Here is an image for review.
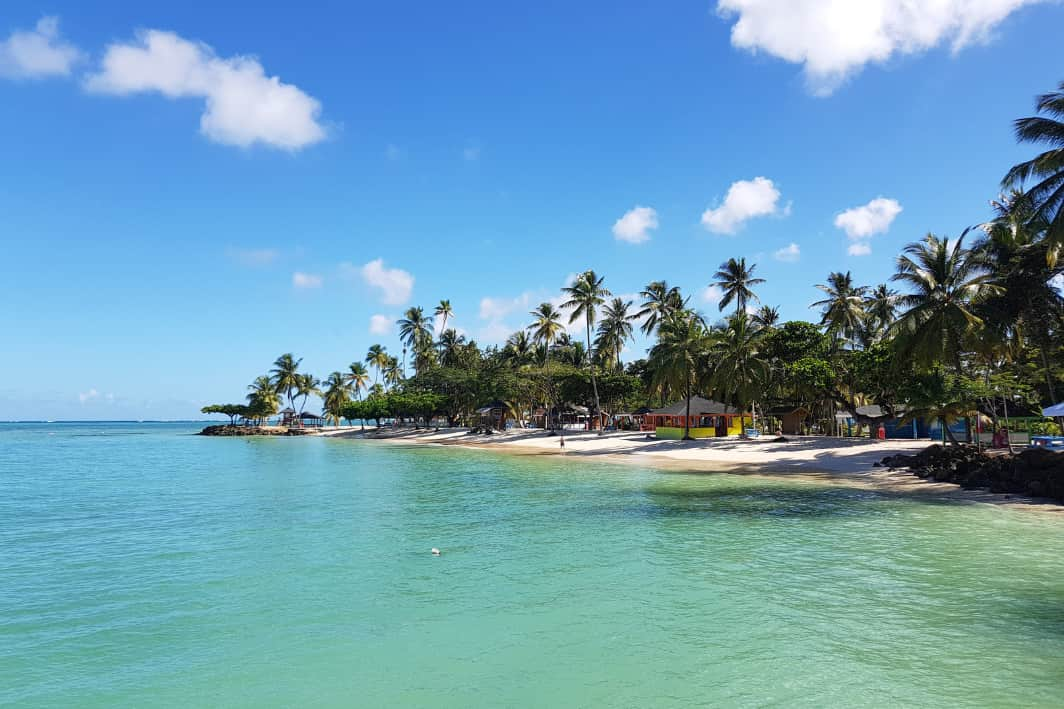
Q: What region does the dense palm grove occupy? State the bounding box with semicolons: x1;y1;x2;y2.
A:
206;82;1064;442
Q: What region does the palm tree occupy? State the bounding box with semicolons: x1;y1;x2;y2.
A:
247;375;281;422
561;270;611;431
438;329;466;367
812;272;869;349
294;373;321;414
864;284;898;342
709;312;769;437
892;233;1001;440
636;281;685;336
503;330;534;366
270;353;302;409
595;297;635;369
345;362;370;400
974;192;1062;400
366;345;389;385
434;300;454;353
1003;81;1064;265
647;311;713;440
752;305;780;329
528;302;565;431
891;233;1001;370
322;371;350;425
397;307;434;375
713;257;765;316
383;356;402;389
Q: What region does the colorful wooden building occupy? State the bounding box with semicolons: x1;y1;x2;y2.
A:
642;396;745;439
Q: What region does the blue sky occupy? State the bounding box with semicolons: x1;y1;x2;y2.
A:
1;1;1061;420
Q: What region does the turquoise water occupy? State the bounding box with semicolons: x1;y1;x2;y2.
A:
3;423;1064;707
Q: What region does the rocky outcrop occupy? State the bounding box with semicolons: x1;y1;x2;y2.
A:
879;444;1064;502
198;425;312;436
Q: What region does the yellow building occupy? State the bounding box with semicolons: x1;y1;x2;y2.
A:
642;396;747;438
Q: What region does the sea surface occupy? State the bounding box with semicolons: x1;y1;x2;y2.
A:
3;422;1064;707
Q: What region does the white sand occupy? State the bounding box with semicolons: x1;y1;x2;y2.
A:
321;426;928;472
317;426;1062;511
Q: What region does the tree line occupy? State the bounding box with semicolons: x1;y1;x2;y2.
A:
204;81;1064;443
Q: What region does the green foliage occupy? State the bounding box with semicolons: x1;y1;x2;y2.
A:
1030;420;1063;436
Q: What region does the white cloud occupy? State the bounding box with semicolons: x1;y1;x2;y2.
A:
1050;274;1064;292
78;388;99;404
292;271;322;288
835;198;903;239
773;242;801;262
701;177;783;234
360;258;414;305
0;17;81;80
835;197;902;255
480;292;533;321
716;0;1041;95
477;321;513;344
369;314;393;336
701;285;723;304
85;30;325;150
612;206;659;244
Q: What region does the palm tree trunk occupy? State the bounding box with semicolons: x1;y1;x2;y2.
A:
545;348;555;432
683;366;693;441
586;317;602;434
1039;337;1058;402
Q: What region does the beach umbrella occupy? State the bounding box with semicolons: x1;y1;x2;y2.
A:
1042;403;1064;417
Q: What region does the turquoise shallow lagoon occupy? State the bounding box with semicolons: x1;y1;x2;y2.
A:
3;422;1064;706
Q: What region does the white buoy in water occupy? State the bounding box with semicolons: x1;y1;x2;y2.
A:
431;548;441;556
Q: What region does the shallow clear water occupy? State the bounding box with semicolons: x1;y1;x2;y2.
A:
2;422;1063;707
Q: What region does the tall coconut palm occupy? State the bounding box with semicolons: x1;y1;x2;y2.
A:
713;257;765;316
383;356;403;389
503;330;534;366
647;311;713;440
863;284;898;343
561;270;611;431
366;345;389;385
752;305;780;329
974;192;1062;400
322;371;350;425
528;302;565;430
891;233;1001;371
397;307;434;375
270;353;302;409
812;272;869;349
596;297;635;369
438;329;466;367
247;375;282;422
345;362;370;400
636;281;685;336
294;373;321;414
1003;81;1064;265
710;312;769;437
434;300;454;353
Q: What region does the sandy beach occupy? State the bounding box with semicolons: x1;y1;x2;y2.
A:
317;426;1063;510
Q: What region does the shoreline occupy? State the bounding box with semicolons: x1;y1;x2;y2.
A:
319;426;1064;512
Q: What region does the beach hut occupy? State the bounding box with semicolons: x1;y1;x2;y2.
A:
765;406;811;435
641;396;744;439
279;407;298;427
475;400;510;430
299;411;325;428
